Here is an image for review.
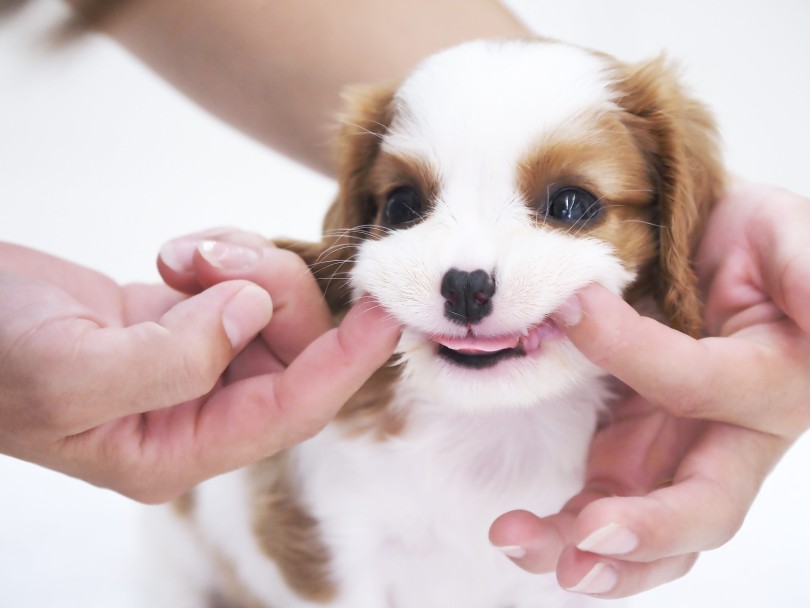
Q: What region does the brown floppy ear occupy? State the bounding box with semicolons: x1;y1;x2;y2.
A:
617;56;725;337
275;82;398;315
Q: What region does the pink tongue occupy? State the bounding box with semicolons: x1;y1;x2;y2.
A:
432;322;557;356
433;333;520;354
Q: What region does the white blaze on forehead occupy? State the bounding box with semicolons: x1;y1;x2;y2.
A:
382;39;618;184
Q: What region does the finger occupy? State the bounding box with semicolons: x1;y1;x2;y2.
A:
191;240;334;365
488;483;621;574
551;283;789;428
489;509;570;573
56;280;272;432
552;283;702;394
157;227;263;294
556;544;698;598
187;297;401;471
163;233;333;365
570;424;786;564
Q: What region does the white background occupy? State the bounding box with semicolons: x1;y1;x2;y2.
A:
1;1;809;606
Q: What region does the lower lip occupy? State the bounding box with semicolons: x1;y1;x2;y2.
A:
428;320;562;369
436;344;523;369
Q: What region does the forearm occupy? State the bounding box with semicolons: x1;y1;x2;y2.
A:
65;0;530;175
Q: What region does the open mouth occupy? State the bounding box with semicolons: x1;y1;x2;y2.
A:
430;321;559;369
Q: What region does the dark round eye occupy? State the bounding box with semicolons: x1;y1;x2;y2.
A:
548;188;601;223
383;186;423;228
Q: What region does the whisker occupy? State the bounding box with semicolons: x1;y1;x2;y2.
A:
341;120;387;141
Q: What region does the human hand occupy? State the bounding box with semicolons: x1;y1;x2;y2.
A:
490;182;810;596
0;232;400;503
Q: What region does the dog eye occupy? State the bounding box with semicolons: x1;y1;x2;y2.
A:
548;188;600;223
383;186;423;228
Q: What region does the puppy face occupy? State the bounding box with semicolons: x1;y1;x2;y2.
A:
297;40;723;411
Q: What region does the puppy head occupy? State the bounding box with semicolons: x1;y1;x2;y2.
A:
308;39;723;410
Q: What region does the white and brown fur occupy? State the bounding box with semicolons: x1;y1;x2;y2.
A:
150;39;723;608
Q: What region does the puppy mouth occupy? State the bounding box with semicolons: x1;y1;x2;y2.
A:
430;321;560;369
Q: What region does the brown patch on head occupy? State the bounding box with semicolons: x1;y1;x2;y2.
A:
364;152;441;227
518;111;659;278
299;83;400;312
519;53;724;337
274;83;408;438
250;455;337;604
275;82;400;314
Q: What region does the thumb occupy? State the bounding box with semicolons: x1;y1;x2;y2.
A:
185;296;402;471
77;281;273;423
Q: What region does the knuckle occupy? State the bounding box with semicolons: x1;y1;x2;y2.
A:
166;346;224;404
186;353;221;394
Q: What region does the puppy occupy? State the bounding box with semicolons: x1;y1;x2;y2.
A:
158;39;723;608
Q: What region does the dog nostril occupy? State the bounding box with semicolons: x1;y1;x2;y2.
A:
440;268;495;325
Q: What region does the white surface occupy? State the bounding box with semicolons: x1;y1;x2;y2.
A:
1;1;808;606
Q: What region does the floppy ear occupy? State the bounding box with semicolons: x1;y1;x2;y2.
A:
617;56;725;337
275;82;398;315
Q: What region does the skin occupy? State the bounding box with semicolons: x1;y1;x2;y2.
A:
65;0;529;174
0;234;400;503
6;0;808;597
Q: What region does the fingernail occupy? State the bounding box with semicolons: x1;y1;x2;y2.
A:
551;295;582;327
222;284;273;348
577;523;638;556
566;562;618;595
159;239;199;273
494;544;527;559
199;240;261;270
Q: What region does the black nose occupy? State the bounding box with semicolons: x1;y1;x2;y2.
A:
440;268;495;325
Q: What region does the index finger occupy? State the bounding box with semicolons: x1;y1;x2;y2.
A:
553;284;780;428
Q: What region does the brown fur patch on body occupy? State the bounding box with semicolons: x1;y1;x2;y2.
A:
207;551;269;608
171;491;195;519
250;455;338;604
167;492;268;607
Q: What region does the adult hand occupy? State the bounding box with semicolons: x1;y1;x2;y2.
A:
490;182;810;596
0;231;400;503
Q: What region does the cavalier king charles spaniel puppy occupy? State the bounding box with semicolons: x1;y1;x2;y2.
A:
153;38;723;608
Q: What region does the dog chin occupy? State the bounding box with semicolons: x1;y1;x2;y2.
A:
395;328;603;411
